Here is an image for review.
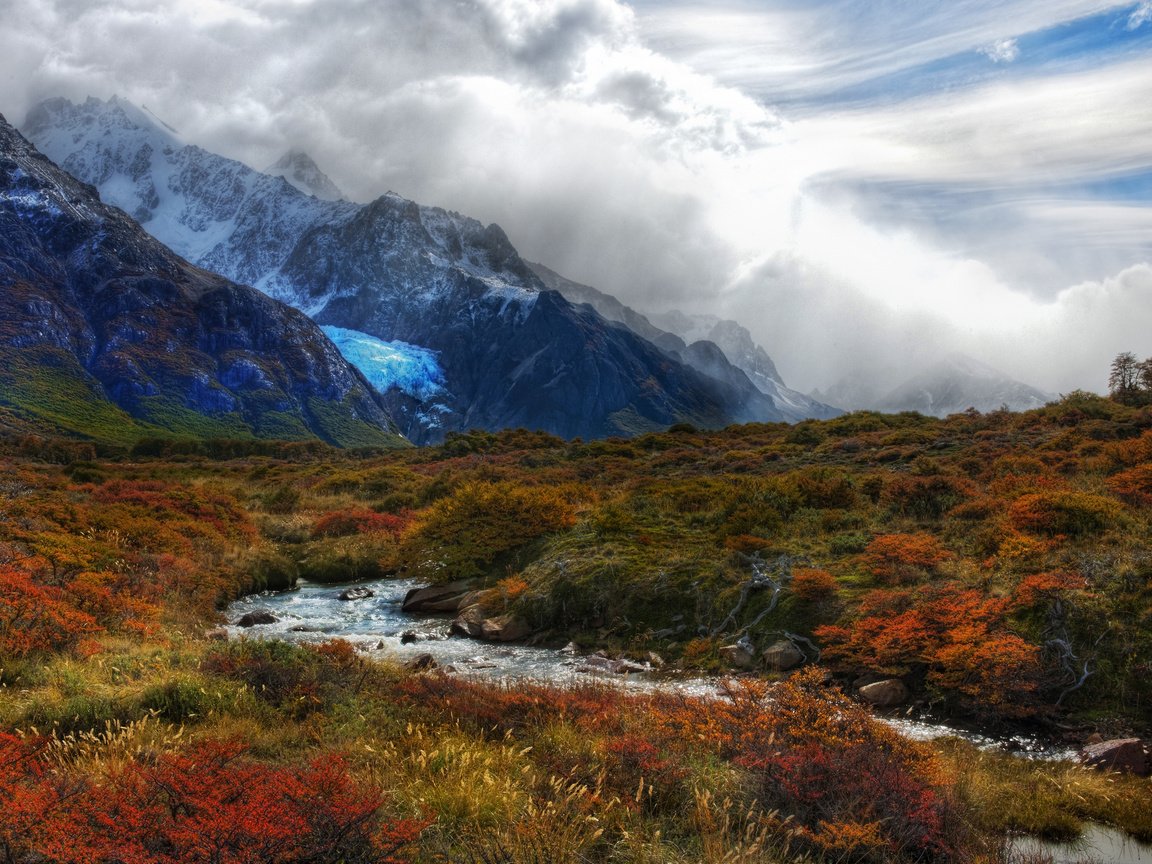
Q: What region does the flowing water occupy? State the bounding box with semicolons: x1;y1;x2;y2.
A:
225;576;1078;758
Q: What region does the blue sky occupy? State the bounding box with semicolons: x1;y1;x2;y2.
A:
2;0;1150;393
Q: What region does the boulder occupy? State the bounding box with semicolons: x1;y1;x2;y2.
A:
1080;738;1149;776
858;678;909;707
612;659;649;674
236;610;278;627
719;643;756;669
402;580;474;613
405;653;438;672
449;605;487;638
400;630;420;644
762;640;805;672
338;586;374;601
480;614;532;642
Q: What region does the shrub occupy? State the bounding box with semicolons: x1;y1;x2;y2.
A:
1009;491;1120;537
397;481;578;581
861;533;952;584
791;568;837;602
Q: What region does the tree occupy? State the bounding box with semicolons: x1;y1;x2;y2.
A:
1109;351;1150;404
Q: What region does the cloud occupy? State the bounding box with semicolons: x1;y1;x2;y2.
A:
0;0;1149;400
1129;1;1152;27
982;38;1020;63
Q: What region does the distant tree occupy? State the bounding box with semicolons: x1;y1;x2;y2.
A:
1109;352;1140;400
1140;357;1152;393
1108;352;1152;405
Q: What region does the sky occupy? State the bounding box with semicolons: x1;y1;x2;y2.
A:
1;0;1151;395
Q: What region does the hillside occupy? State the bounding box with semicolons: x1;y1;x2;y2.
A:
0;113;402;447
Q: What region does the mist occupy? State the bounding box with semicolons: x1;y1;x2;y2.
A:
2;0;1150;398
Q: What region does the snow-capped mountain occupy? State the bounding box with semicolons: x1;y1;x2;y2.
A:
814;354;1054;417
265;149;344;201
529;262;840;422
0;112;400;446
24;96;787;443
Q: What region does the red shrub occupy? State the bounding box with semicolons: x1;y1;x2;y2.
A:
861;533;952;584
312;508;412;539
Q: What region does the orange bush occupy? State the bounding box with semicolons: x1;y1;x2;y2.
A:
792;568;837;602
0;564;100;658
1008;491;1120;537
817;587;1041;715
1107;464;1152;507
861;533;952;584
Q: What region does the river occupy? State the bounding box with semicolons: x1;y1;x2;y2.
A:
226;576;1078;758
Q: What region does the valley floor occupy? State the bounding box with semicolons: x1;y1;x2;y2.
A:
2;394;1151;862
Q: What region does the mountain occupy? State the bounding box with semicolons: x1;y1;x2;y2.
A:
0;112;402;447
24;96;784;443
264;149;345;201
529;262;840;422
814;354;1054;417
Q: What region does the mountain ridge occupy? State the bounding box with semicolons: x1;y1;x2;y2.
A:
0;111;403;447
24;96;790;443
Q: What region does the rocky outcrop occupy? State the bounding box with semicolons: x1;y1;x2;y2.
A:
858;679;909;707
1080;738;1149;776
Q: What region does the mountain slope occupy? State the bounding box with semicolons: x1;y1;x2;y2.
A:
529;261;840;422
0;112;402;447
25;96;782;443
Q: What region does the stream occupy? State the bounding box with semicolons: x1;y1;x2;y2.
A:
226;576;1152;863
226;576;1074;757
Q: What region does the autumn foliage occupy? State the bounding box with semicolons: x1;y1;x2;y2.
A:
0;735;424;864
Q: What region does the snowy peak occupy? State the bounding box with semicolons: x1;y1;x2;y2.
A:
264;149;344;201
817;353;1055;417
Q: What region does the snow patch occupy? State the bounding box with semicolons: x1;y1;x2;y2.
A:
321;326;446;402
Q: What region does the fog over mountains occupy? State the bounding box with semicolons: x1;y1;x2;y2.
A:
25;96;846;443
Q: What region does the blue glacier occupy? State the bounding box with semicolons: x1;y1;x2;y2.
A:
321;326;446;402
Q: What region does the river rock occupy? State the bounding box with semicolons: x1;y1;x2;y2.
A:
405;653;438;672
480;614;532;642
449;605;487;638
559;641;580;656
236;610;277;627
1080;738;1149;776
613;659;648;674
400;630;420;644
647;652;666;668
762;640;805;671
402;580;474;613
575;655;618;674
719;643;756;669
339;586;375;601
858;678;909;707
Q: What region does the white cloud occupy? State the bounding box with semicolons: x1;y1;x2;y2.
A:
1129;1;1152;28
0;0;1148;399
982;38;1020;63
